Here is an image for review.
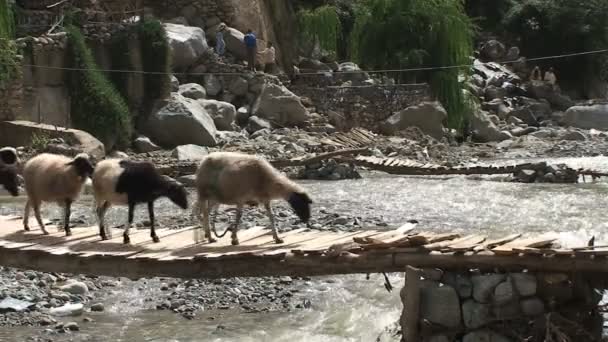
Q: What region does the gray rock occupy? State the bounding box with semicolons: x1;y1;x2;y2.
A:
519;97;552;120
171;144;209;161
236;106;250;124
493;301;521;320
381;101;447;140
252;84;310;127
510;126;537;137
198;99;236;131
511;273;536;297
427;335;450;342
471;110;512;142
507;116;523;125
420;284;461;329
50;303;84;317
471;74;486;88
90;303;104;312
564;104;608;130
228;77;249;96
171;75;179;92
164;23;208;70
530;129;555;139
521;298;545;316
488;114;500;126
144;94;217;147
494;281;514;305
509;108;537;126
298;58;332;72
516;169;536;183
178;83;207;100
442;273;472;298
167;16;189;26
485;85;507;100
0;297;35;312
204;74;223;97
527;83;574;111
472;274;506;303
177;174;197;187
480;40;506;61
134;136;161;153
337;62;370;84
223;27;247;61
560;129;587;141
463;330;512;342
60;281;88;295
64;322;79;331
462;300;492;329
247;116;272;133
505;46;520;61
108;150;128;159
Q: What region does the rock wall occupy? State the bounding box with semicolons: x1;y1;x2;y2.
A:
290;84;430;132
401;267;604;342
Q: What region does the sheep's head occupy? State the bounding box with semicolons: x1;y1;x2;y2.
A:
0;166;19;197
68;153;95;178
163;176;189;209
287;191;313;223
0;147;19;166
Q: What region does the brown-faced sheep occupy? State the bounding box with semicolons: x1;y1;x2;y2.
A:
93;159;189;244
22;153;94;235
192;151;313;245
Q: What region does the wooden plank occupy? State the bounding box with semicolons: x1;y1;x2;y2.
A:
445;235;486;252
492;234;558;255
423;235;480;251
473;233;522;252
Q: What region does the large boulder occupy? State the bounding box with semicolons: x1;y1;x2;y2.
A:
337;62;370;84
471;110;512;143
198;99;236;131
223;27;248;61
143;94;217;147
204;74;223;97
480;40;506;61
563;104;608;130
164;23;208;70
381;102;447;140
0;121;105;159
133;136;161;153
526;83;574;111
252;83;310;127
178;83;206;100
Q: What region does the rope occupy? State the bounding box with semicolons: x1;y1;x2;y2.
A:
6;47;608;77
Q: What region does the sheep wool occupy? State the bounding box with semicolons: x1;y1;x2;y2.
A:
22;153;94;235
193;151;313;245
93;159;188;244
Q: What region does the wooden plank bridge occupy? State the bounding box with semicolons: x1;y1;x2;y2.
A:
1;215;608;279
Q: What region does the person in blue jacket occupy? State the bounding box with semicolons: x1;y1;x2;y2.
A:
244;29;257;71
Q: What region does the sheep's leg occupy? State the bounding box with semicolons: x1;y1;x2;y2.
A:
148;201;159;243
202;200;217;243
123;202;135;244
32;201;48;235
231;204;243;246
97;201;111;240
264;202;283;244
63;199;73;237
191;199;203;244
23;200;31;231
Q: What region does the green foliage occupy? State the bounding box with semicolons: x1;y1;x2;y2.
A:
109;29;133;104
464;0;512;33
503;0;608;86
137;19;171;101
297;5;342;57
351;0;474;128
0;0;18;89
66;25;132;148
30;131;51;152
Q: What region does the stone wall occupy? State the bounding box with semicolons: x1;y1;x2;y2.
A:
290;84;431;132
401;267;604;342
143;0;235;29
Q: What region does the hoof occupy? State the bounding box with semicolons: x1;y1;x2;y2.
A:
274;238;284;244
23;226;30;232
42;231;50;236
231;239;240;246
100;235;108;241
152;236;160;243
123;235;131;245
65;231;72;237
208;238;217;243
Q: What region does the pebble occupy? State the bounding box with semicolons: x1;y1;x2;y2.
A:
64;322;79;331
59;281;89;295
90;303;104;312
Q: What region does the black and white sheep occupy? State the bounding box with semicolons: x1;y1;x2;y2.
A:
92;159;189;244
0;147;20;197
192;151;313;245
22;153;94;235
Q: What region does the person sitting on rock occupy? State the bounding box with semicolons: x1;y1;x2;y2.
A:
244;29;257;72
215;23;227;57
544;67;557;88
260;41;276;74
530;66;542;82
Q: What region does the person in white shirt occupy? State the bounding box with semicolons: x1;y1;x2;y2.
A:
544;67;557;87
260;42;276;74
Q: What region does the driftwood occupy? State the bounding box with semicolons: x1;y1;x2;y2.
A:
270;148;370;168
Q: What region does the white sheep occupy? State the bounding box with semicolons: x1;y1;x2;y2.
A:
22;153;94;235
93;159;189;244
192;151;313;245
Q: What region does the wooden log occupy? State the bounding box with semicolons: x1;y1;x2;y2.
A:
402;266;421;342
271;148;369;168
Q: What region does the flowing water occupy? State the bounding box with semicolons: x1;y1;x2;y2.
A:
2;156;608;341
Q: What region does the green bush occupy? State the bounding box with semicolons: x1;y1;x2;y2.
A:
0;0;18;89
351;0;474;128
138;19;171;101
297;5;342;58
66;25;132;148
109;29;134;105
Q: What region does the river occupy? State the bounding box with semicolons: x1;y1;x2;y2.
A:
1;156;607;341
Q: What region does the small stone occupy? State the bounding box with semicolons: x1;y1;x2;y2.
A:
64;322;79;331
521;298;545;316
83;317;94;323
279;276;292;284
472;274;506;303
39;316;55;326
160;283;169;291
50;303;84;317
462;299;492;329
59;281;88;295
90;303;104;312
